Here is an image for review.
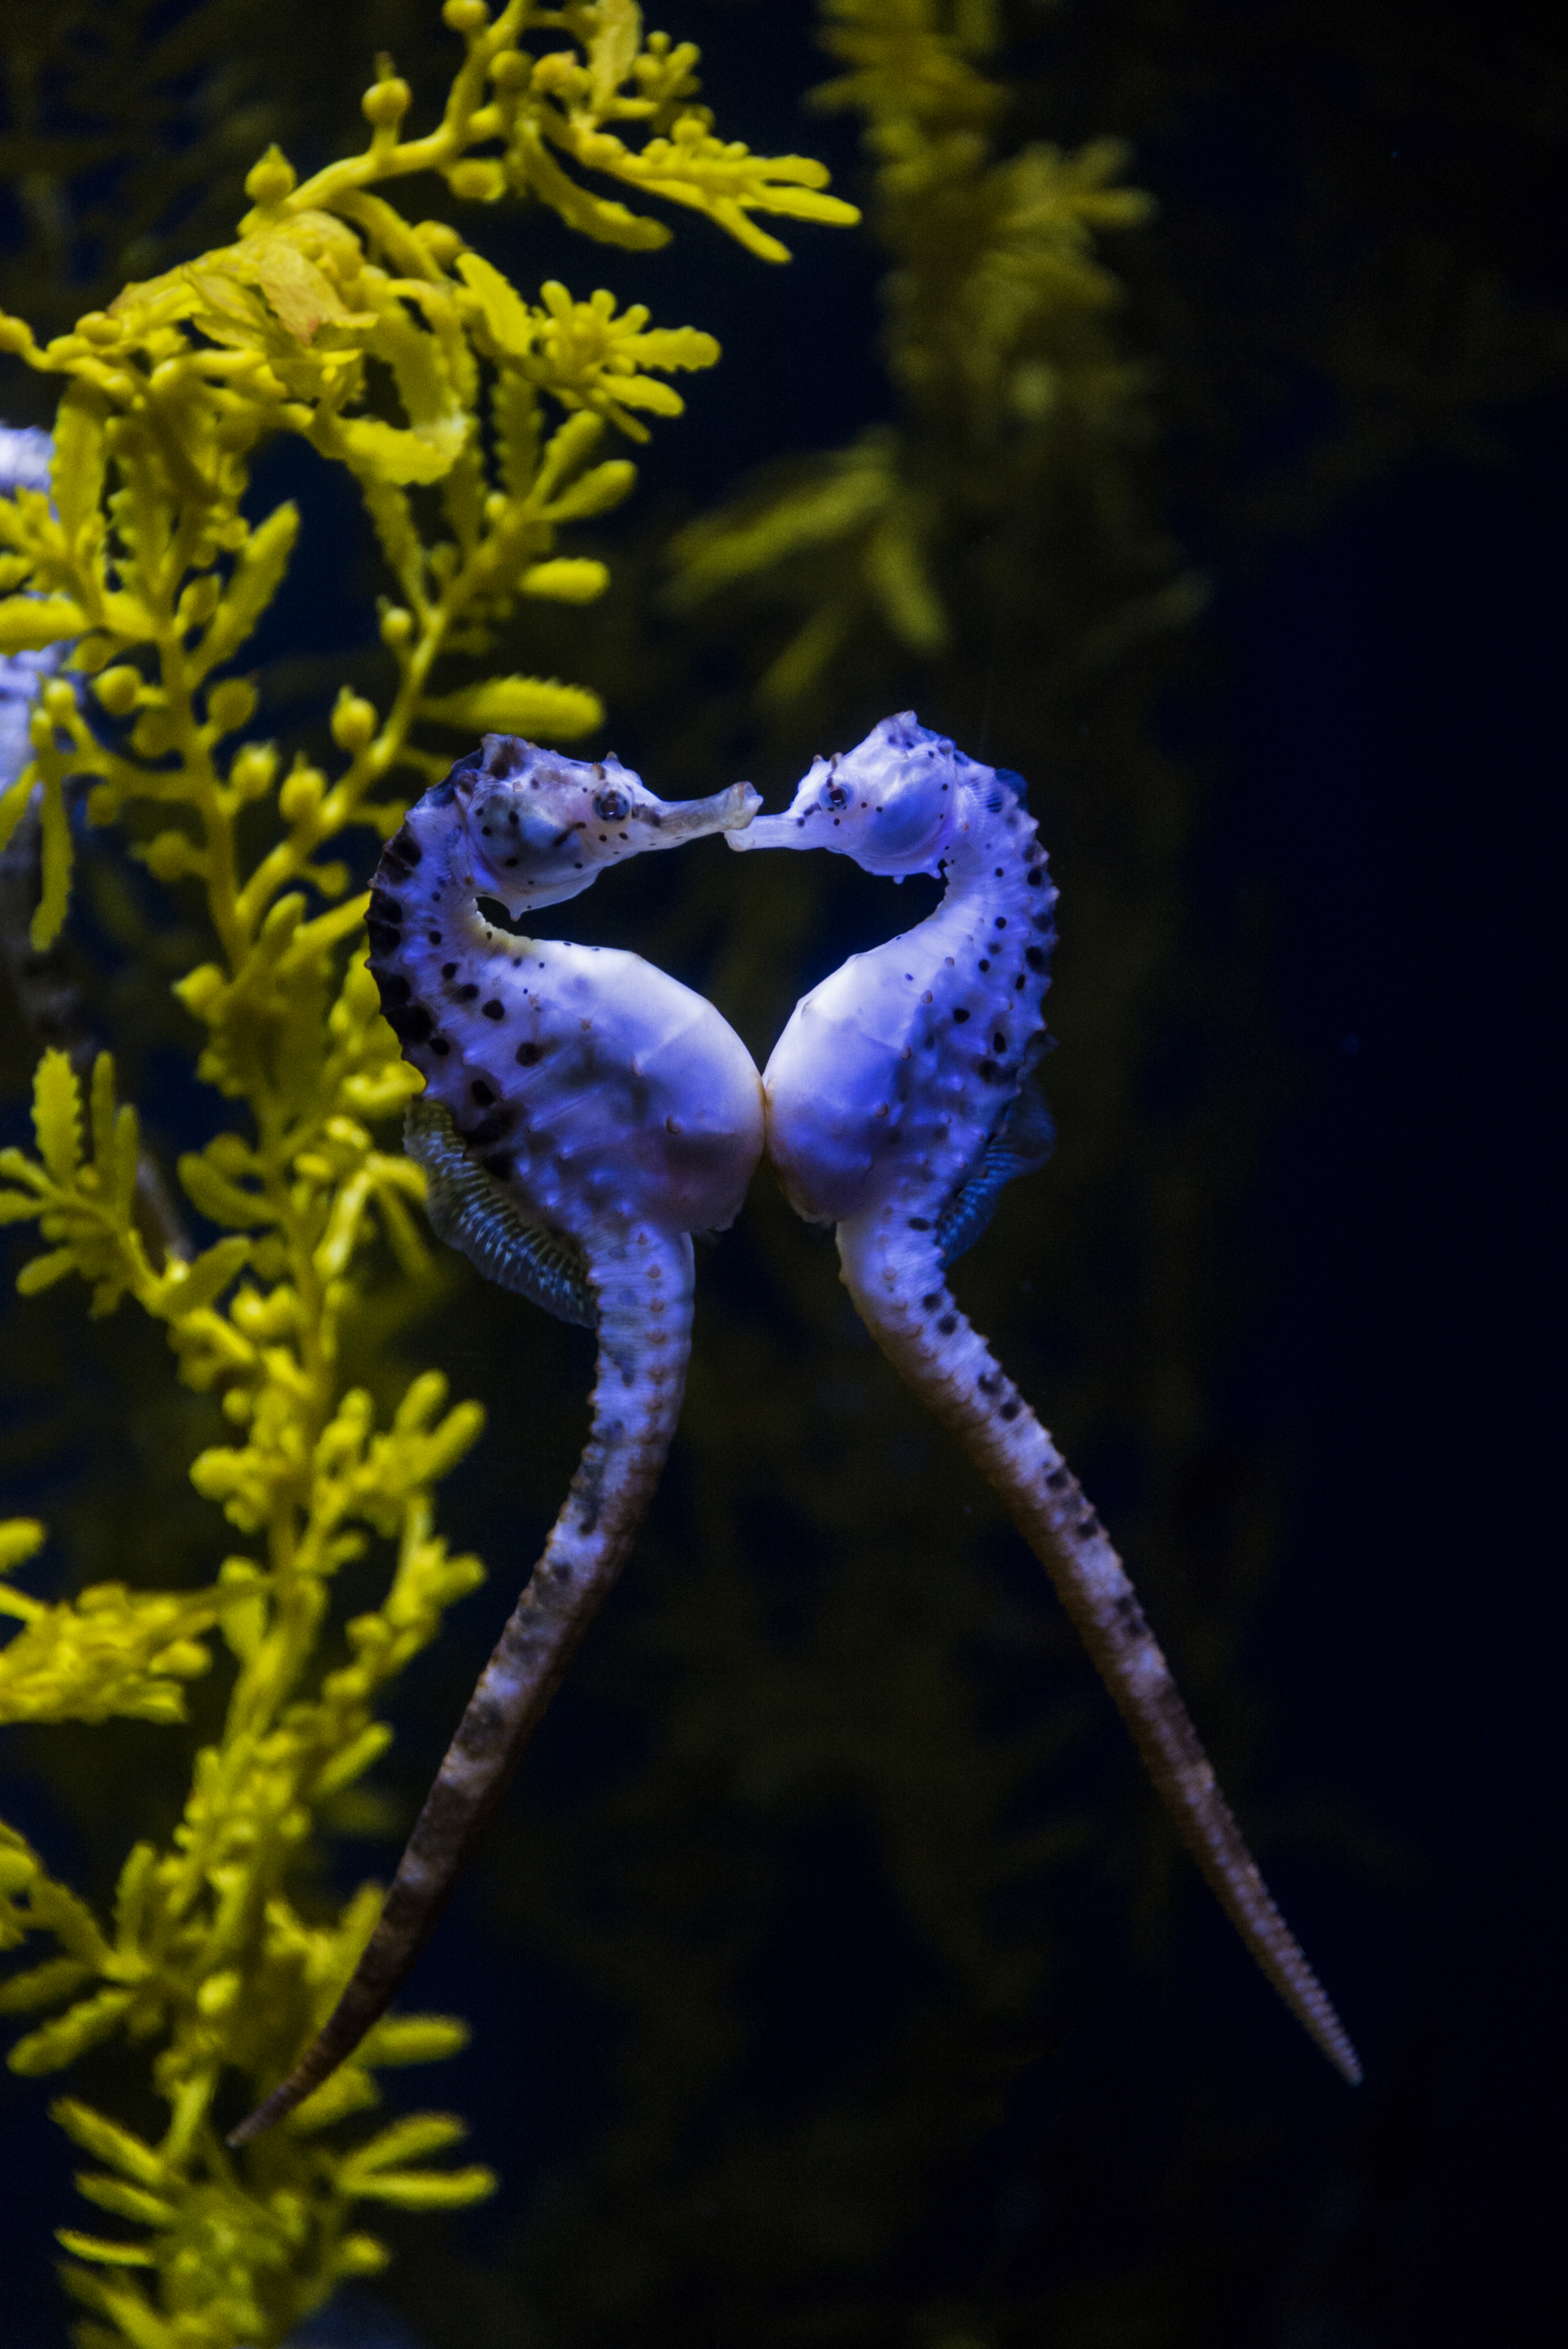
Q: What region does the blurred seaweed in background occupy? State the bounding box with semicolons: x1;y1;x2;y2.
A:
2;3;1562;2346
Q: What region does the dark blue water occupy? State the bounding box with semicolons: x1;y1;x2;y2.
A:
1215;406;1564;2338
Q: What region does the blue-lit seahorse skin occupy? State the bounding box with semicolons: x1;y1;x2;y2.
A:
232;734;764;2143
731;712;1361;2086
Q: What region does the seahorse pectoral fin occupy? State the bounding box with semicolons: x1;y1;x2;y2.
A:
405;1099;596;1327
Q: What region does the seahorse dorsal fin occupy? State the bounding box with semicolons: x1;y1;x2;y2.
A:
937;1051;1057;1268
404;1098;596;1327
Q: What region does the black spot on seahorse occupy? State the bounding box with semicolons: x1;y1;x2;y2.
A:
951;1008;971;1024
936;1314;958;1336
1026;947;1048;972
380;822;421;873
471;1079;495;1107
573;1446;607;1536
441;962;459;979
977;1372;1001;1396
908;1216;932;1230
482;999;505;1020
385;1001;434;1044
455;983;479;1002
516;1041;542;1066
462;1111;512;1148
430;747;483;805
1112;1590;1148;1637
922;1292;942;1310
376;970;411;1008
1046;1467;1070;1490
999;1400;1021;1420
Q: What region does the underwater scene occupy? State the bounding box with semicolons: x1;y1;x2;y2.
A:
0;3;1560;2343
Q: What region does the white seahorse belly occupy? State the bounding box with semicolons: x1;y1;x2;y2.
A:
421;934;763;1238
762;928;1006;1225
762;949;916;1224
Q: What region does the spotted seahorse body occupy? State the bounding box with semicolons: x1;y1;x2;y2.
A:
232;735;763;2142
732;711;1360;2086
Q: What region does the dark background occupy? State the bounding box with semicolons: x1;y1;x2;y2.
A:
2;3;1562;2343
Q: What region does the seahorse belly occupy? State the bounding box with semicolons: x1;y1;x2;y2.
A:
762;944;939;1223
424;938;762;1238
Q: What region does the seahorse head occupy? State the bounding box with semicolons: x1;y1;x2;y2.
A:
727;710;990;876
433;731;759;913
368;735;767;1244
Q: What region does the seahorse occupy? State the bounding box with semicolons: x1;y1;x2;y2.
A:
230;734;764;2143
729;710;1361;2084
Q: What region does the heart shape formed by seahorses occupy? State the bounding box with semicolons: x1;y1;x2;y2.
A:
231;735;764;2143
730;711;1361;2086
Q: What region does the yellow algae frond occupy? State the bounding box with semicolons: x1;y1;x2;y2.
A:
668;0;1162;706
0;6;854;2342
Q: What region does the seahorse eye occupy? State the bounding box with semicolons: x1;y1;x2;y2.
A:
822;780;851;812
593;787;630;822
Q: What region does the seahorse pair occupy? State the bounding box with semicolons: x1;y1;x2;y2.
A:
231;715;1357;2145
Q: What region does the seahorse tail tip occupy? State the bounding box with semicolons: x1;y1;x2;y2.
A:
227;2069;309;2147
1276;1938;1362;2085
226;1987;384;2143
1315;2004;1363;2087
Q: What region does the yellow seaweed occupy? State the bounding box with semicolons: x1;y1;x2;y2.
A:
0;6;853;2341
668;0;1158;701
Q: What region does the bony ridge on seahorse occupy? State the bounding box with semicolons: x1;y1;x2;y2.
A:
230;734;764;2143
729;710;1361;2085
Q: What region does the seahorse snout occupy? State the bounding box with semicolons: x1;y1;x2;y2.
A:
652;779;762;844
726;810;812;852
